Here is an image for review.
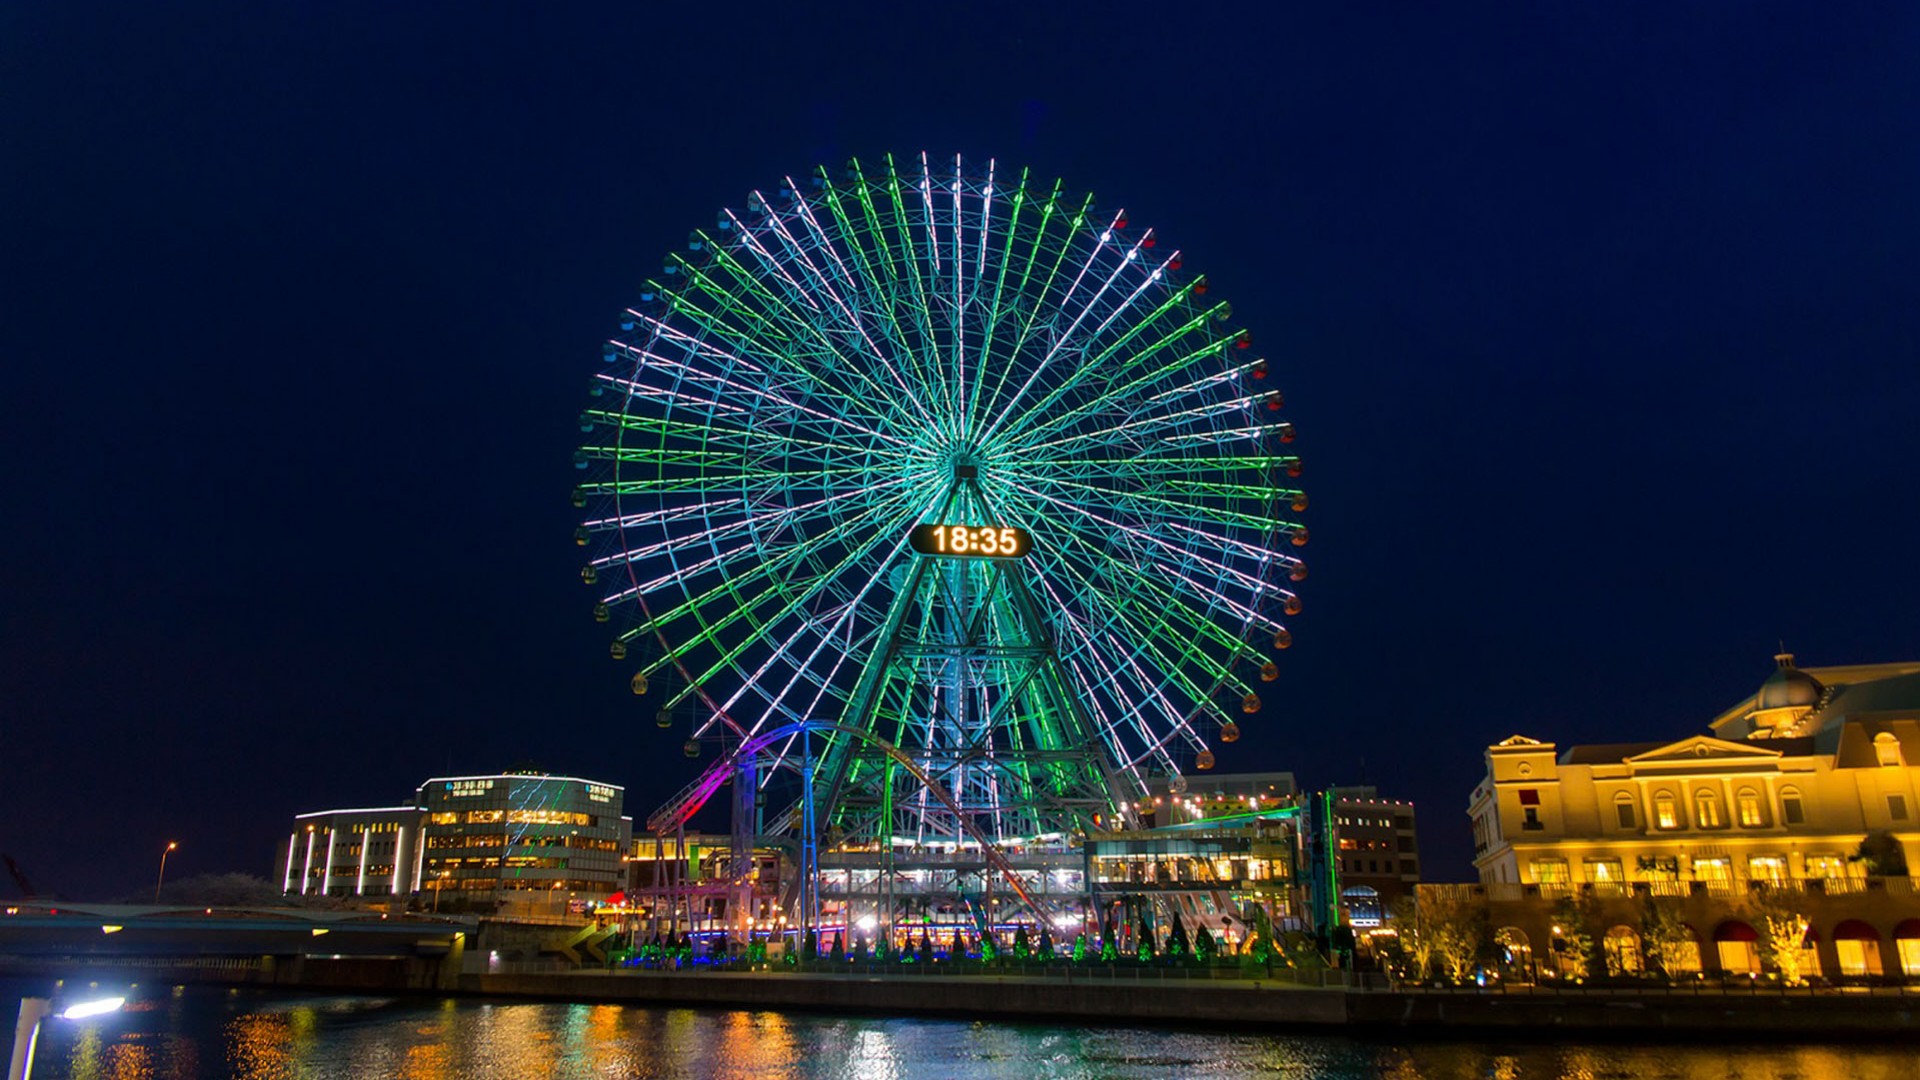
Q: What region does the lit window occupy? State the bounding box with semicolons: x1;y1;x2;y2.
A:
1654;793;1679;830
1695;792;1722;829
1804;853;1845;879
1584;857;1624;883
1748;855;1787;883
1692;856;1732;883
1737;790;1763;828
1531;858;1570;884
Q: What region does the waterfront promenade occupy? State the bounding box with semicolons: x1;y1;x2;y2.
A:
6;904;1920;1038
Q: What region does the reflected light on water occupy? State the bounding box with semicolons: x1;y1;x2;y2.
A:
19;984;1920;1080
847;1027;900;1080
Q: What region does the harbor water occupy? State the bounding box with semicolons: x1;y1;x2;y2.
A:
5;980;1918;1079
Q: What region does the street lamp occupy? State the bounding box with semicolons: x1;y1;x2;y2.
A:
10;995;125;1080
153;842;178;904
431;870;452;914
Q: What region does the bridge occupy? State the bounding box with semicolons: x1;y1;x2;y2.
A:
0;902;479;992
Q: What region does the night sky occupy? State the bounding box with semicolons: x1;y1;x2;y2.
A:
4;3;1917;901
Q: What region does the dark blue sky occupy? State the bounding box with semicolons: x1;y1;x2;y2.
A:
4;3;1917;899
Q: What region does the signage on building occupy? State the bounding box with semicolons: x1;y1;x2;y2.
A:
587;784;615;804
445;779;495;797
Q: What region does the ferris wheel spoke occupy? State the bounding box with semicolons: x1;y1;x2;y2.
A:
607;478;922;616
812;167;936;417
981;248;1189;447
631;489;927;700
1036;540;1253;703
590;483;911;585
965;163;1029;432
755;184;942;425
880;155;955;427
998;298;1236;450
1003;487;1274;662
584;409;887;464
700;220;925;423
1029;562;1217;767
601;352;916;452
972;201;1118;447
1004;468;1289;543
637;278;905;436
974;221;1163;449
1015;389;1275;456
971;187;1088;437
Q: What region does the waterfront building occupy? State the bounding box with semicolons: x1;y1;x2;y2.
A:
280;771;632;908
1317;785;1420;927
1467;654;1920;979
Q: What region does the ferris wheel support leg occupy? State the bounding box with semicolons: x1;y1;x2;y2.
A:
800;729;819;958
731;753;756;951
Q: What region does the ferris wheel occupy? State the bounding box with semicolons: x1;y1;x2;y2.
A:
576;152;1306;840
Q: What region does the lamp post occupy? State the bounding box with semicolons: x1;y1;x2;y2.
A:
10;995;125;1080
431;870;451;914
153;842;178;904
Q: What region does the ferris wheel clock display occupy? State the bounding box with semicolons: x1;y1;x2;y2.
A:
575;152;1307;848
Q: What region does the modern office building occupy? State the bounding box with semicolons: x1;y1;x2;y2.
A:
1468;653;1920;978
1310;785;1420;929
280;771;632;906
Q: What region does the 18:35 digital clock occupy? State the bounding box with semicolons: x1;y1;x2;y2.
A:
908;523;1032;559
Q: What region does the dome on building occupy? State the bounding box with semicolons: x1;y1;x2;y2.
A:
1756;653;1823;711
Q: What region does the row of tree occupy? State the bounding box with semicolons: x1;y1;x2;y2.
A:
1381;885;1826;986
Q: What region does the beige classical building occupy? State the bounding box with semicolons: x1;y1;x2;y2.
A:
1468;654;1920;979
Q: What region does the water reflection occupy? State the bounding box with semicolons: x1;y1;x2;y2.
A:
10;983;1920;1080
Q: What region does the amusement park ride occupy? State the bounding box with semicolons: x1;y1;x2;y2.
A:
574;153;1308;953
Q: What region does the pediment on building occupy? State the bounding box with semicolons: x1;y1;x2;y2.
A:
1493;734;1545;748
1624;734;1783;765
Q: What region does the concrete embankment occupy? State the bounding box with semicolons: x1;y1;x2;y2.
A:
1346;986;1920;1037
459;970;1920;1037
461;969;1349;1028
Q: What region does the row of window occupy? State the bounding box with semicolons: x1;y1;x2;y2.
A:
1342;858;1416;876
1335;815;1413;830
1531;852;1853;884
428;809;597;827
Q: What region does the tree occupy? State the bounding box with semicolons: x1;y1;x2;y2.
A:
916;930;934;964
1037;924;1054;960
1855;831;1909;877
1639;896;1695;979
872;934;889;963
1397;885;1486;983
1549;897;1595;982
1073;932;1088;963
1136;913;1156;962
1013;925;1032;961
146;872;283;907
852;935;869;963
1194;925;1217;964
829;931;845;963
981;931;999;963
949;927;966;961
1099;915;1118;962
1750;889;1812;986
1387;895;1433;981
1167;912;1191;960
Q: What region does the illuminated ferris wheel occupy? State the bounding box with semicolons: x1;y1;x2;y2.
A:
575;152;1306;846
